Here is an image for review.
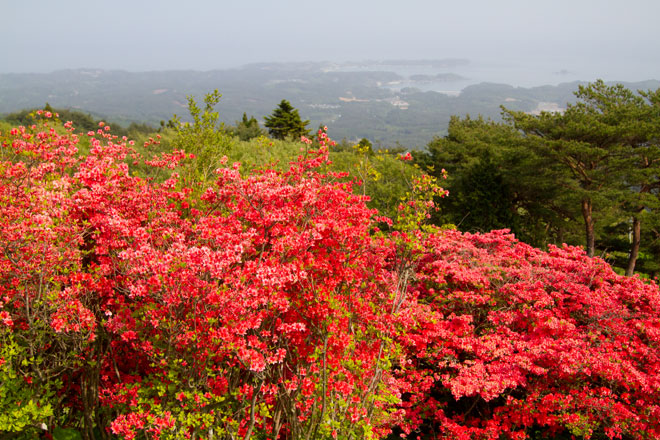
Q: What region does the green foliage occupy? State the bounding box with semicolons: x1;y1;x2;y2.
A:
504;80;660;269
109;364;232;440
123;121;160;138
169;90;235;183
230;112;265;141
264;99;310;140
418;81;660;276
329;146;423;220
0;120;13;140
447;155;517;232
0;332;54;437
420;115;574;247
228;135;308;172
357;138;373;153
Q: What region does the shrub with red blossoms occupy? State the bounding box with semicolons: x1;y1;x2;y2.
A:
1;117;660;440
394;229;660;439
0;119;411;439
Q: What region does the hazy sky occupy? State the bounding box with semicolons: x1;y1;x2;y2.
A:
3;0;660;80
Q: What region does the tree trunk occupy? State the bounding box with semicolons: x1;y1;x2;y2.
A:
81;364;99;440
625;216;641;276
581;197;595;257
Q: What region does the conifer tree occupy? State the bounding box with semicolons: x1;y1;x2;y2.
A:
504;86;625;258
504;80;660;269
421;115;571;247
264;99;309;140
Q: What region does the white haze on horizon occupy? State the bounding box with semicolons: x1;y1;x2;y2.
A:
2;0;660;85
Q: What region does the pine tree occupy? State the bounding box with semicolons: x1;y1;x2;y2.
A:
504;80;660;269
263;100;309;140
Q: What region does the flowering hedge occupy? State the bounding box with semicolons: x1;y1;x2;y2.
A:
1;114;659;439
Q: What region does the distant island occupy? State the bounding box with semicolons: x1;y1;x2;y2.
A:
336;58;470;69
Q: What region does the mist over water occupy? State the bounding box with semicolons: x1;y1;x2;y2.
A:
335;54;660;94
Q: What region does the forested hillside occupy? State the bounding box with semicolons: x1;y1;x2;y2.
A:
2;63;658;147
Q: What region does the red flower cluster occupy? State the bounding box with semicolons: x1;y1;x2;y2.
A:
393;229;660;438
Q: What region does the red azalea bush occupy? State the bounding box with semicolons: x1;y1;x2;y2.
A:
1;116;410;439
1;115;659;440
395;230;660;439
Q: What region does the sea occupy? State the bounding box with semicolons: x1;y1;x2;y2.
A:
332;55;660;95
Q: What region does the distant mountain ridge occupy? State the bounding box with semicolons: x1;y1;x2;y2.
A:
1;62;658;148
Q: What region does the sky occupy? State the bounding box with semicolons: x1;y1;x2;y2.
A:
2;0;660;82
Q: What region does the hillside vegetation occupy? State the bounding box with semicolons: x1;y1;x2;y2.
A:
2;64;658;147
1;82;660;439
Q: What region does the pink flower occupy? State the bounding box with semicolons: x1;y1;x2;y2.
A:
0;311;13;326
